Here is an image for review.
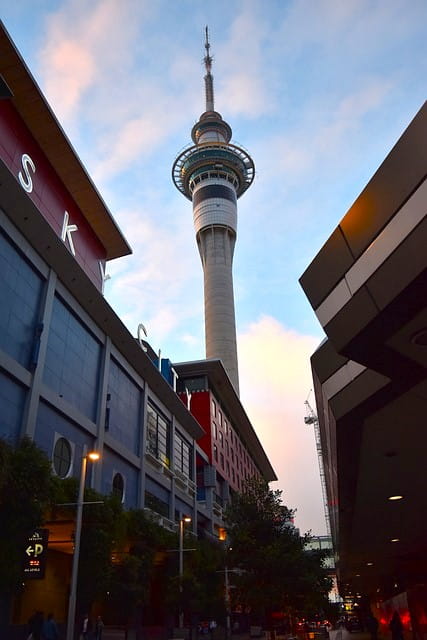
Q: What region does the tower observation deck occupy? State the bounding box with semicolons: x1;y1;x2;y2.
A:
172;28;255;395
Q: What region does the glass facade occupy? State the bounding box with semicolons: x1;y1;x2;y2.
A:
145;476;170;517
0;230;44;368
0;370;26;443
43;295;102;421
146;403;170;467
107;357;142;455
174;430;192;479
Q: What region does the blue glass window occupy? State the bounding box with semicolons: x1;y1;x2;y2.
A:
107;358;141;455
43;296;101;420
0;370;26;443
0;230;44;368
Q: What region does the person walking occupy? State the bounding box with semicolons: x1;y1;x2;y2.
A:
81;613;93;639
389;612;404;640
94;615;104;640
366;614;379;640
28;610;44;640
42;613;59;640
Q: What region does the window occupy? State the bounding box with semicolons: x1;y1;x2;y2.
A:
0;230;44;369
53;437;72;478
44;295;101;420
146;403;170;467
220;452;224;469
112;472;125;503
211;399;216;416
213;444;218;462
145;491;169;517
174;431;193;479
107;358;141;455
219;431;223;446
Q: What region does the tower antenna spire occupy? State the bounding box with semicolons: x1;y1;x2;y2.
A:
204;26;214;112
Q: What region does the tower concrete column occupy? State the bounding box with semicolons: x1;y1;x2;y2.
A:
172;28;254;395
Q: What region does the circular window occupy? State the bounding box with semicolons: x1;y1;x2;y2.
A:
112;472;125;502
53;437;72;478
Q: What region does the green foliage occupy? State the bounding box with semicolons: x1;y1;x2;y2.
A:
225;476;332;625
0;437;55;594
107;510;175;623
162;532;225;625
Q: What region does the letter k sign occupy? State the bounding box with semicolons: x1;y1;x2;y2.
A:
61;211;78;255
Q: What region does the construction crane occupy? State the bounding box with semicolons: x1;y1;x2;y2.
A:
304;394;331;537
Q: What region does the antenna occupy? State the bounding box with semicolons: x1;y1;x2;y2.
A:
203;26;214;112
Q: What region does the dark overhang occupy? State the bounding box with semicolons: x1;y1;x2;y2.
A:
0;21;131;261
304;103;427;602
173;359;277;482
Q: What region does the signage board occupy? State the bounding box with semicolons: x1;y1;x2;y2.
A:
23;528;49;579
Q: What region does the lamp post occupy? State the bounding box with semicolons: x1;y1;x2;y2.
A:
66;446;100;640
178;516;192;629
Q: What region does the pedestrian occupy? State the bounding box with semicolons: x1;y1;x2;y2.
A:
81;613;93;639
94;615;104;640
209;619;217;640
42;613;59;640
28;610;44;640
389;612;404;640
366;614;379;640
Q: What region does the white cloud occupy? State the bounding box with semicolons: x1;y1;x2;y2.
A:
238;315;327;534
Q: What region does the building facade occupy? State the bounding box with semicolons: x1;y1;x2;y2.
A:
300;102;427;633
174;359;277;539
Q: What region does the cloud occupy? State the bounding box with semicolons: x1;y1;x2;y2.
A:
238;315;327;534
216;6;274;118
104;204;204;352
39;0;137;121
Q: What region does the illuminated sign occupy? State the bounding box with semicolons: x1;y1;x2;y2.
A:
23;528;49;579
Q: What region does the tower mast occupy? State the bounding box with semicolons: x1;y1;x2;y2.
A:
172;29;255;395
204;26;214;112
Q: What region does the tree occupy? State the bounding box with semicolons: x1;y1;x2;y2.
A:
225;476;332;628
107;509;174;624
0;437;55;594
51;476;126;615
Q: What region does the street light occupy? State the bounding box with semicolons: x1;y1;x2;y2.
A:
178;516;192;629
66;446;100;640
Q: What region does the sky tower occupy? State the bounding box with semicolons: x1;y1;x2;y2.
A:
172;28;255;396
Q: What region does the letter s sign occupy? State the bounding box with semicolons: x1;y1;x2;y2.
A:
18;153;36;193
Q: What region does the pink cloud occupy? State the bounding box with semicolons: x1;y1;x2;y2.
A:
238;315;327;535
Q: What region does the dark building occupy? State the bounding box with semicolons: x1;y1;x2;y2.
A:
300;102;427;633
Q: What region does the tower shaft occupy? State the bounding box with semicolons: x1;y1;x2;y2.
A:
172;30;254;395
196;209;239;393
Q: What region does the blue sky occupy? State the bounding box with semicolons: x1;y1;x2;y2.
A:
2;0;426;535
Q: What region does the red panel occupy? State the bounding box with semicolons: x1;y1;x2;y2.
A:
179;391;212;460
0;101;106;290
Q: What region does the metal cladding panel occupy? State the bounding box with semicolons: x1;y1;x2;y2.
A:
340;101;427;259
